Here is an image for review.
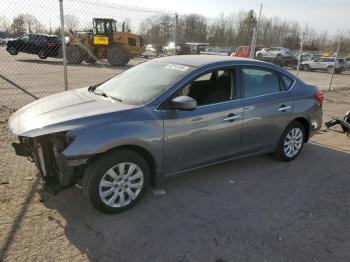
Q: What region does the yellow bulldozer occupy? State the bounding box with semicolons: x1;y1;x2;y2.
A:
66;18;144;66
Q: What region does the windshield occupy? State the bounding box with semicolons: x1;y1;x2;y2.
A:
95;60;194;105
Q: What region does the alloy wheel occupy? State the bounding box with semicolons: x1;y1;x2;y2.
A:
283;128;303;158
99;162;144;208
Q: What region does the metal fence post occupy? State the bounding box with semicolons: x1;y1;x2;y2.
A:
296;32;305;76
59;0;68;91
174;12;178;55
250;3;262;58
328;37;342;91
250;28;257;58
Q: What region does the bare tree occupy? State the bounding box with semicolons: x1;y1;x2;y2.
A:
64;14;79;32
0;16;11;37
22;14;44;33
11;15;26;37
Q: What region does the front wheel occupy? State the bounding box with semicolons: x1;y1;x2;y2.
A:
274;121;305;162
83;150;150;213
66;45;84;64
7;46;18;55
327;66;334;74
107;45;130;66
303;64;310;71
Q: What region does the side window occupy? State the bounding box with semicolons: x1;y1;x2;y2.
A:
20;35;30;42
280;73;294;90
242;67;281;98
177;69;234;106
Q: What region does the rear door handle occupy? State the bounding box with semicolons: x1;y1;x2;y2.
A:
224;114;241;122
278;105;291;112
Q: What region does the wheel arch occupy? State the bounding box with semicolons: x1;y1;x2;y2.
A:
89;144;158;187
292;117;310;142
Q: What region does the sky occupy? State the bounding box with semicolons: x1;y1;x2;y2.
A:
1;0;349;35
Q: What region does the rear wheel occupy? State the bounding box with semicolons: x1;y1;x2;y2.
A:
274;121;305;162
7;46;18;55
38;50;47;59
107;45;129;66
83;150;149;213
257;53;263;59
66;45;84;64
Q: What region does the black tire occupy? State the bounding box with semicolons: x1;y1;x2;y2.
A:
303;64;310;71
83;149;150;214
257;53;263;59
276;53;282;60
38;50;47;59
327;66;334;74
66;45;84;64
274;121;306;162
334;68;343;74
107;45;130;66
7;46;18;55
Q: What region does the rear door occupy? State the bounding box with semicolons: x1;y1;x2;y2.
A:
239;66;295;154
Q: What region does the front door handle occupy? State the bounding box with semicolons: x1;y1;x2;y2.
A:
278;105;291;112
224;114;241;122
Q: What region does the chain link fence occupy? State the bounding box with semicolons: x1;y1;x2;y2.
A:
0;0;350;113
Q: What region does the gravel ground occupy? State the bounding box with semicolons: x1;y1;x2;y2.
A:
1;48;350;262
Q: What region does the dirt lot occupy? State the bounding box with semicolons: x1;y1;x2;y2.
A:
1;47;350;262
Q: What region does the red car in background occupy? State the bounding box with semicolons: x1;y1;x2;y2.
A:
231;45;251;58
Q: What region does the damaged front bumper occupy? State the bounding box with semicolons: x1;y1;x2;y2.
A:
12;134;88;192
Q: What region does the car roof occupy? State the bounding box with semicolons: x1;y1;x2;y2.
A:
155;55;257;68
27;33;59;38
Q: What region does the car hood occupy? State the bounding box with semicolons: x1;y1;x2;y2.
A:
9;87;135;137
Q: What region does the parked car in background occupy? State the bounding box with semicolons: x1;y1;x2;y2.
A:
9;55;323;213
231;45;251;58
256;47;294;59
301;57;346;73
186;42;210;54
6;34;62;59
201;46;233;56
344;56;350;69
142;44;163;58
300;53;314;61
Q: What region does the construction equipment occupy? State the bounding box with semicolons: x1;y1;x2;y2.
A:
66;18;144;66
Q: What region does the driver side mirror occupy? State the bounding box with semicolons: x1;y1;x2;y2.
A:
171;96;197;111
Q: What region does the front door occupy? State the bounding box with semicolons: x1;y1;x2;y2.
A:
162;68;243;174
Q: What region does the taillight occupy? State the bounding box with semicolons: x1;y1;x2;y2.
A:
314;92;324;106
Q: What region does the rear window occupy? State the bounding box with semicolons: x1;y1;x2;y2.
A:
242;67;281;98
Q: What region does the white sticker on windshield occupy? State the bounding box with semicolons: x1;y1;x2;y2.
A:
165;64;189;71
